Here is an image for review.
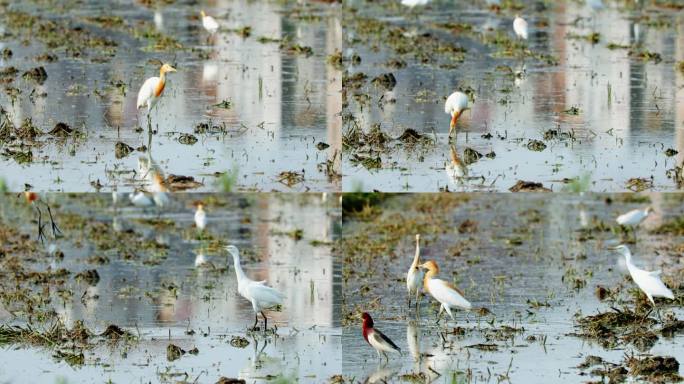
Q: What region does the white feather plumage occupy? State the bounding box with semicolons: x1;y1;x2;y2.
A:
613;245;674;305
227;245;285;320
513;16;528;40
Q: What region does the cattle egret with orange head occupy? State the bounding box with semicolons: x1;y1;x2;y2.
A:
420;260;471;322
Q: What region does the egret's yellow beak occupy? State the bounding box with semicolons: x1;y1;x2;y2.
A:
200;10;206;18
449;110;462;135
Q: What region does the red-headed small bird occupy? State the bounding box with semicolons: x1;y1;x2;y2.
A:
361;312;401;361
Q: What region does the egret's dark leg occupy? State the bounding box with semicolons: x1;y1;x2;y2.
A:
35;206;45;244
407;294;411;309
46;204;61;237
253;313;259;329
261;311;268;330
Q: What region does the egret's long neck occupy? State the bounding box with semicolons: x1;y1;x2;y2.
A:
232;254;246;282
159;70;166;84
623;250;632;266
410;239;420;268
423;268;436;291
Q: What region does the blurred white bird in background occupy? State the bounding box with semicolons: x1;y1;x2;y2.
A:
616;206;653;242
513;15;528;40
201;10;219;34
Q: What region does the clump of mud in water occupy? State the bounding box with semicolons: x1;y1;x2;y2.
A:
573;308;658;349
21;66;47;84
463;147;482;165
114;141;134;158
509;180;551;192
15;118;43;141
370;73;397;91
627;355;682;382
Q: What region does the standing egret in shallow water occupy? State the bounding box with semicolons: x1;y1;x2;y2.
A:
194;202;206;232
610;245;673;308
420;260;471;322
226;245;285;330
513;15;528;40
444;91;469;138
361;312;401;361
200;10;219;34
136;63;176;128
406;234;424;309
616;207;652;242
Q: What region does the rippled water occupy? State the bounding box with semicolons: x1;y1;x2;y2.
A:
0;193;342;383
342;193;684;383
343;0;684;192
0;0;341;192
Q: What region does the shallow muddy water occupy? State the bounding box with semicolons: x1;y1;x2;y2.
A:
0;193;342;383
0;0;341;192
342;193;684;383
343;0;684;192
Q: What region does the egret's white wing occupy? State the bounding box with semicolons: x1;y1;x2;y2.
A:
513;17;528;39
137;76;159;109
631;268;674;299
428;279;472;310
245;281;284;307
195;210;206;229
203;16;219;33
406;267;423;294
616;209;643;225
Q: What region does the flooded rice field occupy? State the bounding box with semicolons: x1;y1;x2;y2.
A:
0;192;342;383
0;0;341;192
342;0;684;192
342;193;684;383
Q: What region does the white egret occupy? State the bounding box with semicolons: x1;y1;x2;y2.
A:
420;260;471;322
136;63;176;127
226;245;285;330
361;312;401;361
616;206;653;242
513;15;528;40
444;91;469;138
194;202;206;232
129;191;154;207
401;0;429;7
200;10;219;34
406;234;424;309
611;244;674;308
